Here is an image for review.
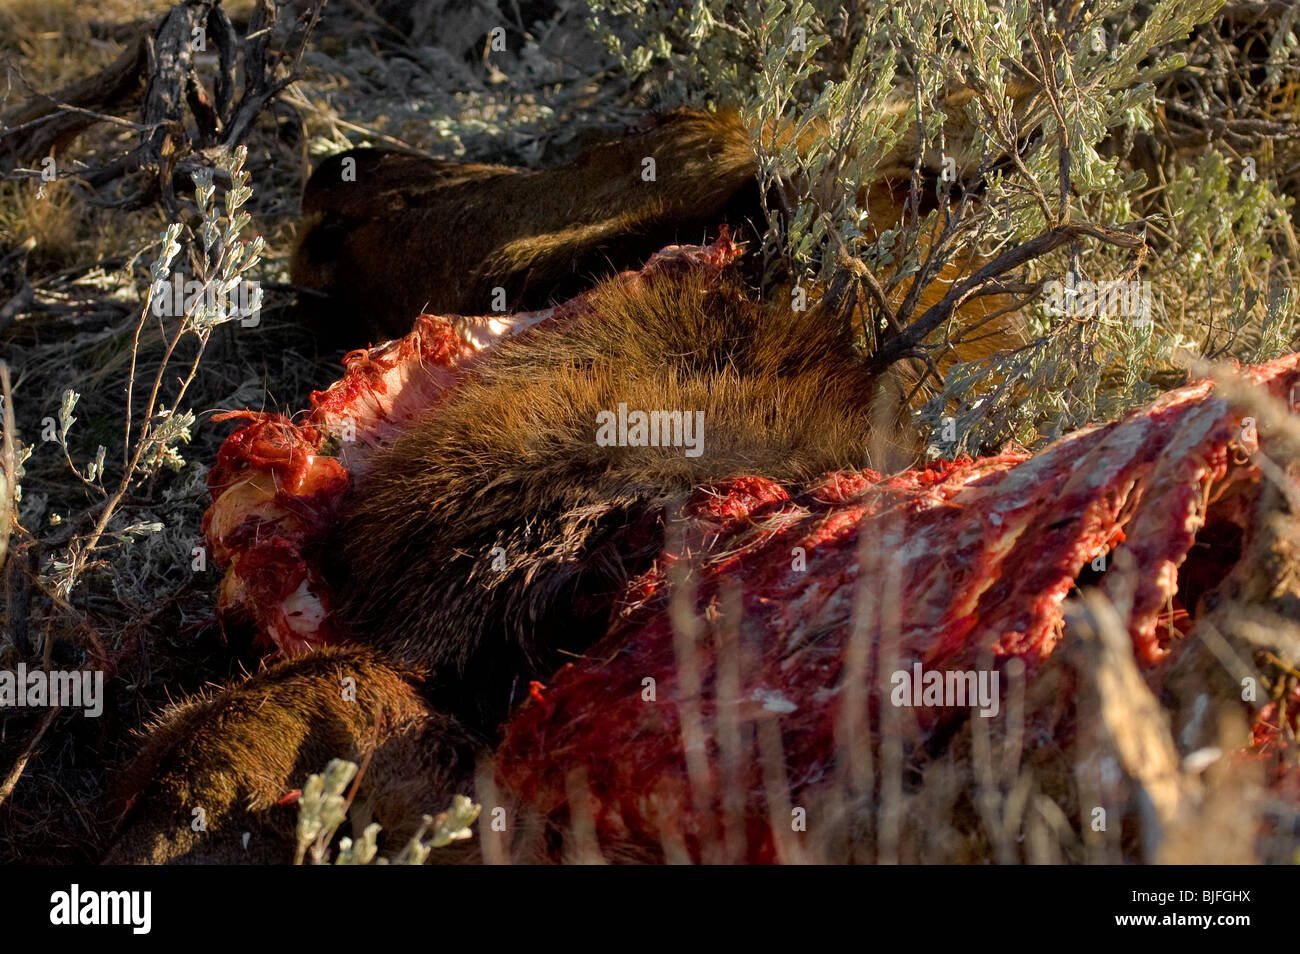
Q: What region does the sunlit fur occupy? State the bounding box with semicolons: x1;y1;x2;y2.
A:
106;646;481;863
332;264;915;730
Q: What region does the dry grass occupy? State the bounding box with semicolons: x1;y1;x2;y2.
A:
0;0;173;86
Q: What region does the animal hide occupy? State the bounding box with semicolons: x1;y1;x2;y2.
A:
203;238;1300;862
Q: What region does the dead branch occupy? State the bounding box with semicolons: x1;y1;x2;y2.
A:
0;705;62;811
0;0;325;210
0;35;149;174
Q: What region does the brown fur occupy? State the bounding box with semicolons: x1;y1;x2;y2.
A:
331;264;916;731
292;109;763;343
105;646;483;864
292;105;1028;377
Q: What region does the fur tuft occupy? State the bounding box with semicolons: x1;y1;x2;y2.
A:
332;265;915;730
104;646;483;863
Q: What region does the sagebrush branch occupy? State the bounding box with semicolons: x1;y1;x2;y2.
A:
866;219;1149;371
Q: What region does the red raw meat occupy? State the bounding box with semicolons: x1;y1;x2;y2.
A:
493;357;1297;859
201;238;1300;860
